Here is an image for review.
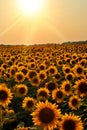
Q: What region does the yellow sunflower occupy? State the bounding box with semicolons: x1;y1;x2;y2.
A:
73;64;84;77
38;70;47;81
46;81;57;92
22;97;35;111
65;72;74;81
13;84;28;97
14;71;25;83
52;89;64;103
30;76;40;87
37;88;50;99
61;80;72;96
31;100;61;130
48;65;58;76
0;84;13;107
27;70;37;81
39;63;46;70
74;79;87;97
63;65;71;74
68;95;81;110
60;113;83;130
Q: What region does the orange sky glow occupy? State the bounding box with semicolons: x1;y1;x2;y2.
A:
0;0;87;45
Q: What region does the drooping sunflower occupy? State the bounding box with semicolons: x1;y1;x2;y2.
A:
22;97;35;111
31;100;61;130
60;113;83;130
61;80;72;96
14;71;25;83
68;95;81;110
74;79;87;97
52;89;64;103
37;88;50;99
13;84;28;97
0;84;13;107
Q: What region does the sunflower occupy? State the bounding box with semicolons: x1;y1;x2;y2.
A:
68;95;81;110
9;65;18;77
74;79;87;97
38;70;47;81
0;84;13;107
60;113;83;130
30;76;40;87
54;73;61;81
65;73;74;81
37;88;50;99
48;65;58;76
20;66;28;77
46;81;57;92
27;70;37;81
52;89;64;103
14;71;25;83
62;65;71;74
39;63;46;70
31;100;61;130
22;97;35;111
61;80;72;96
13;84;28;97
73;64;84;77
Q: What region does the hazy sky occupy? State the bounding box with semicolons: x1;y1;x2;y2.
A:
0;0;87;44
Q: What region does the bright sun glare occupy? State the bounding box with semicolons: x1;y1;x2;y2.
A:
18;0;44;15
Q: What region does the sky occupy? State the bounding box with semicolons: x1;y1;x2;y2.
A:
0;0;87;45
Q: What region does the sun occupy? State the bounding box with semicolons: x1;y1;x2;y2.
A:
18;0;44;15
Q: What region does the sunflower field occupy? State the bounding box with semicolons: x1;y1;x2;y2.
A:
0;43;87;130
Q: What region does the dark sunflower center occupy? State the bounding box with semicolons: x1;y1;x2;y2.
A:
19;87;26;94
63;119;76;130
33;78;38;84
65;84;71;91
78;82;87;93
57;91;63;98
29;72;37;79
39;74;45;79
65;69;70;73
17;74;23;80
22;69;28;75
31;64;35;68
47;82;56;91
40;65;45;70
0;90;8;100
49;68;55;74
11;69;15;75
27;100;34;108
67;74;73;80
77;67;83;74
39;107;54;123
72;99;78;106
38;91;47;97
55;74;60;79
